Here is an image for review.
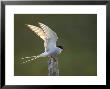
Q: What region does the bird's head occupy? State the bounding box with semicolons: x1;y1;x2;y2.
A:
57;46;64;53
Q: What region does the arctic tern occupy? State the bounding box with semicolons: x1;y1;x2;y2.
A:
21;22;63;64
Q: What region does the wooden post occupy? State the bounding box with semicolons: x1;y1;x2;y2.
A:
48;57;59;76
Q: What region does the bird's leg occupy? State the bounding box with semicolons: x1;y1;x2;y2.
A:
52;57;57;62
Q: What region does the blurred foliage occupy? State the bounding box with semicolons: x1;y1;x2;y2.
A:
14;14;97;76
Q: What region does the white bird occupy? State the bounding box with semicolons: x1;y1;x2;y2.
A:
21;22;63;64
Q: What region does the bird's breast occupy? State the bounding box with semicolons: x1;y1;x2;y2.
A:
47;49;59;57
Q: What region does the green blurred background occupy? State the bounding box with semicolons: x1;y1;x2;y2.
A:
14;14;97;76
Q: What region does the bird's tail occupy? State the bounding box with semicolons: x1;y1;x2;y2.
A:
20;55;41;64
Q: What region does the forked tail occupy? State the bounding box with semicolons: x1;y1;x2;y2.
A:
20;55;40;64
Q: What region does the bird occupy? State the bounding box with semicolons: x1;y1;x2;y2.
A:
21;22;63;64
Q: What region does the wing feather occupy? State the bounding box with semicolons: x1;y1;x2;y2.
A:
26;24;46;40
39;23;58;51
26;22;58;51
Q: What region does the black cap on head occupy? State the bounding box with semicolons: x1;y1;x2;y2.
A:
57;46;64;50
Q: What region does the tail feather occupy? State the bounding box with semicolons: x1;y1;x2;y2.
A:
20;55;40;64
21;56;37;59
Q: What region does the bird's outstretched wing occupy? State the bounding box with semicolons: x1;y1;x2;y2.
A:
26;22;58;51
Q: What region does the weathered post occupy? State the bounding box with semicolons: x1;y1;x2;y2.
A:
48;57;59;76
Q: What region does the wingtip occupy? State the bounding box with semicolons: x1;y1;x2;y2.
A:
25;24;29;26
25;24;33;27
38;22;42;25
